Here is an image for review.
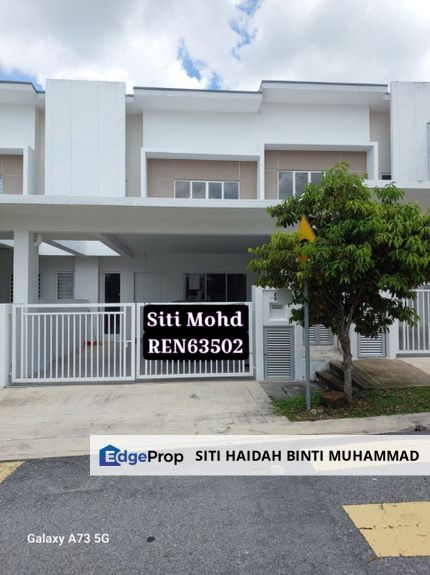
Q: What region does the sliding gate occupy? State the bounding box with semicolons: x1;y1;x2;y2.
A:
12;303;135;383
11;302;253;383
136;302;253;379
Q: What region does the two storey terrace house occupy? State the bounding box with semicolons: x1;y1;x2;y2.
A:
0;78;428;385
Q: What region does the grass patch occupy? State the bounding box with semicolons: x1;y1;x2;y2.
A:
273;387;430;421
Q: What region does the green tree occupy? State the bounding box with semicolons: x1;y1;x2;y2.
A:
249;163;430;403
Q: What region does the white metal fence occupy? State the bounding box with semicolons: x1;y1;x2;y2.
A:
11;302;253;383
398;288;430;354
12;303;135;383
136;302;253;379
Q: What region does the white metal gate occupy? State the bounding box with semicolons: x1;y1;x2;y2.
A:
398;288;430;354
11;302;253;383
12;303;135;383
136;302;253;379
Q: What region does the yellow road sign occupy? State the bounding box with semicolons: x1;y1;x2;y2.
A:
297;215;316;243
297;215;316;263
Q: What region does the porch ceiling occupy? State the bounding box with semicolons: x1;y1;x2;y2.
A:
113;233;270;254
0;231;271;256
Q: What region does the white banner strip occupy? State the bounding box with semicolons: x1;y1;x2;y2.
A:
90;435;430;476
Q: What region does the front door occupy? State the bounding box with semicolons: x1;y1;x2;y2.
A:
104;273;120;335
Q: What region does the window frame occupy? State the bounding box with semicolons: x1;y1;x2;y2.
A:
277;170;322;199
184;272;247;302
174;180;191;199
56;271;74;300
174;180;240;200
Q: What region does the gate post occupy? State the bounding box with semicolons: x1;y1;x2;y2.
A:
0;304;12;387
252;286;265;381
386;320;399;358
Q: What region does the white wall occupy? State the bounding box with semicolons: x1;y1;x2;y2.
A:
39;256;74;301
126;114;143;197
0;251;77;303
13;230;39;303
391;82;430;181
45;79;126;196
0;304;11;387
35;110;45;195
97;253;256;303
0;104;37;198
21;252;255;304
0;105;36;148
370;111;391;177
142;103;370;155
2;249;260;305
74;257;99;302
23;145;36;195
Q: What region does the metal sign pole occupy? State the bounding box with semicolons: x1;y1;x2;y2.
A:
304;281;311;411
297;215;315;412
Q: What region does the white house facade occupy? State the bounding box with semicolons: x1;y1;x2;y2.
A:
0;78;429;385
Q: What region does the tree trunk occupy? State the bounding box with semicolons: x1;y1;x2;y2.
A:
339;330;353;404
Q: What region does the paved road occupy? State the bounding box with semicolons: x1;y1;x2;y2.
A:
0;457;429;575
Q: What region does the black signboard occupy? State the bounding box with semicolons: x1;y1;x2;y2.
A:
143;304;249;360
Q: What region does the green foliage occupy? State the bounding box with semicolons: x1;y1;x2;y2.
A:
273;387;430;420
249;163;430;338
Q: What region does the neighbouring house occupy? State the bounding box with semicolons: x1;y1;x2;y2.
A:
0;78;428;385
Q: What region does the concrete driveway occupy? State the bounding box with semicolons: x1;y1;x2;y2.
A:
1;380;429;461
0;380;276;460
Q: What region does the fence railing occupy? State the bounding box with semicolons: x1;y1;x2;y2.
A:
398;288;430;353
12;303;135;383
11;302;253;383
136;302;253;379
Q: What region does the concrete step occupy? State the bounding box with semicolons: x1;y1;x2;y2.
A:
329;360;344;381
329;360;377;390
315;370;344;392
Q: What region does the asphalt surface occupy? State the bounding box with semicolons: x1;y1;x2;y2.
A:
0;457;429;575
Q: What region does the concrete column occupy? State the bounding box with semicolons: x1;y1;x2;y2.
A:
252;286;264;380
350;326;359;359
257;143;265;200
427;123;430;180
386;321;399;358
141;149;147;198
0;304;11;387
13;230;39;303
295;324;305;381
367;143;379;180
74;257;99;302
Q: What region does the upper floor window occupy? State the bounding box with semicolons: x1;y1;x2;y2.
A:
174;180;240;200
278;171;322;199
